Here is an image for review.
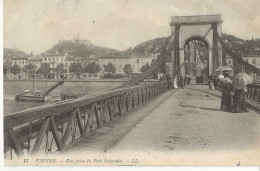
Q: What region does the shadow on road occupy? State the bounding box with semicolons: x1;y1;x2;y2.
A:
181;104;220;111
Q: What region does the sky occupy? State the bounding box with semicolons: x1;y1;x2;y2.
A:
3;0;260;54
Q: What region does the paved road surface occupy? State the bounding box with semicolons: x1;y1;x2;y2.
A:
110;87;260;153
56;85;260;165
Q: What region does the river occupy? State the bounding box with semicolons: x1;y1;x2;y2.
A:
3;80;123;115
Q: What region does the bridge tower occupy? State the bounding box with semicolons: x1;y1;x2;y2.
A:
170;14;223;76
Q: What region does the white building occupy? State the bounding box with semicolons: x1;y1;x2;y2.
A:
11;56;28;68
10;55;29;79
98;56;132;74
131;53;152;73
242;55;260;69
63;55;77;79
42;51;67;70
27;56;43;69
225;55;233;68
98;53;155;75
225;54;260;70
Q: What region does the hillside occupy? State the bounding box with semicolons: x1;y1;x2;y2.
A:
3;48;29;61
4;33;259;62
132;37;169;54
43;39;120;58
222;33;260;55
130;34;260;56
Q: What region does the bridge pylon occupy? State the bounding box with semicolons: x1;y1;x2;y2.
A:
169;14;223;76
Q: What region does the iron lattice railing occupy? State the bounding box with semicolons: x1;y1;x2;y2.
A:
246;83;260;102
4;81;169;159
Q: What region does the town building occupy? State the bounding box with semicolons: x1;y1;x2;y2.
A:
223;40;260;70
242;54;260;69
64;55;77;79
75;55;98;67
27;55;43;69
225;54;233;68
98;53;155;75
11;56;28;68
98;56;132;74
131;53;152;73
42;51;67;70
6;47;162;80
10;55;29;79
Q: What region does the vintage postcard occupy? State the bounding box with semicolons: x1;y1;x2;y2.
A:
3;0;260;166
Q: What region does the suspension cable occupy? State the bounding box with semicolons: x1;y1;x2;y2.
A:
217;33;260;74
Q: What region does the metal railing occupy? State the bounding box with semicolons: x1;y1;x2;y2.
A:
4;81;169;159
247;83;260;102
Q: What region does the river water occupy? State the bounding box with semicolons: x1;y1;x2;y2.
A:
3;80;122;115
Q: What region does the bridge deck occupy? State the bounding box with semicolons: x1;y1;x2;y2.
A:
55;89;177;155
55;85;260;165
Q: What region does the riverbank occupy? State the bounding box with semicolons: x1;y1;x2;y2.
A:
4;79;128;82
4;81;122;115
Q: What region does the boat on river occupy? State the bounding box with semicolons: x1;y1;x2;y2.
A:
15;78;64;102
15;90;52;102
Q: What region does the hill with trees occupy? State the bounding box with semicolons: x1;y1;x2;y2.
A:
131;37;169;54
222;33;260;55
4;33;260;63
42;39;120;58
3;48;29;61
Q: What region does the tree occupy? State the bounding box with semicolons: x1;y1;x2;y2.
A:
151;60;159;79
3;65;8;78
10;64;21;78
56;63;65;74
123;64;133;76
38;63;51;78
25;63;37;74
3;61;11;78
56;63;65;79
104;62;115;74
69;62;83;79
140;63;150;73
84;62;101;74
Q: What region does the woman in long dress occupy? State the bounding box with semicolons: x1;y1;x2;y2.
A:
233;83;248;113
180;75;184;89
208;76;215;90
219;72;232;112
233;88;247;112
173;75;178;89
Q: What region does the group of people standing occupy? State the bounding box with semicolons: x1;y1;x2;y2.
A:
219;72;248;113
165;74;191;90
173;75;191;89
165;71;249;113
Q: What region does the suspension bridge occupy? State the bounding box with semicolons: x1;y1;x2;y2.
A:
4;15;260;161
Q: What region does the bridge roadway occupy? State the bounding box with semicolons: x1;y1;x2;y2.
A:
56;85;260;165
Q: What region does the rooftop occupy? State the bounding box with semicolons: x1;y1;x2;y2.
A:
65;56;75;61
11;56;29;59
99;53;132;59
28;56;43;61
41;52;66;57
131;53;150;58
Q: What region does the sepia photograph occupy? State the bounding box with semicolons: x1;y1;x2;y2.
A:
2;0;260;166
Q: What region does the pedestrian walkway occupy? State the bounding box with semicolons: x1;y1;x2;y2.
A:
111;86;260;153
55;85;260;165
188;84;260;111
56;89;178;155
